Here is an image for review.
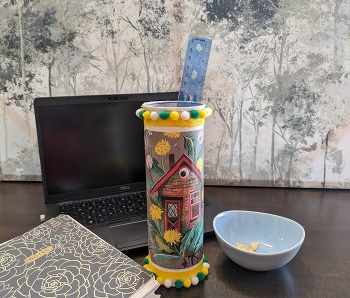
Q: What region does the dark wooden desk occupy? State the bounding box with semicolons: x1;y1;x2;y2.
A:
1;182;349;297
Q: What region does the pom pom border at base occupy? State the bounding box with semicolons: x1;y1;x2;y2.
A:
143;255;210;289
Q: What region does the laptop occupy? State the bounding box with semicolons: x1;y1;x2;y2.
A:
34;92;224;251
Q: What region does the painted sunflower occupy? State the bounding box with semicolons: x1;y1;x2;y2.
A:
150;204;163;220
196;157;203;171
164;132;180;139
154;139;171;156
163;229;181;245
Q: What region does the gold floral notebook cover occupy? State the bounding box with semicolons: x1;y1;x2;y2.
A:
0;215;158;298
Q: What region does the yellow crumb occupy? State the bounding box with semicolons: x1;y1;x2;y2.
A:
236;241;260;252
236;242;249;251
250;242;260;251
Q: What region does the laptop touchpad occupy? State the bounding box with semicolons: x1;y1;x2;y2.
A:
110;221;148;250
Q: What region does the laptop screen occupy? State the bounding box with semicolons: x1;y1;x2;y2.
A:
34;92;178;203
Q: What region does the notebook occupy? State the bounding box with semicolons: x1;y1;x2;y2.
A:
34;92;224;251
0;214;159;298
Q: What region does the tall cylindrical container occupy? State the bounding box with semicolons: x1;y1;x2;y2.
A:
136;101;212;288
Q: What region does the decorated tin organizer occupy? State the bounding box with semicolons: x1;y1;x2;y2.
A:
136;101;212;288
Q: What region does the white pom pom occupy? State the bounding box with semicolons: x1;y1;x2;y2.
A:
205;108;211;116
203;262;210;269
191;276;199;286
136;109;142;117
181;111;190;120
163;279;172;288
150;111;159;120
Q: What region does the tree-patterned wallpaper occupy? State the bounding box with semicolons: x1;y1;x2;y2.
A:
0;0;349;188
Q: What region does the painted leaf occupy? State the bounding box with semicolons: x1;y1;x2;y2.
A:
180;235;191;255
197;147;203;161
146;180;154;191
151;158;165;176
180;220;203;254
160;216;164;233
153;253;182;261
155;234;173;253
149;245;162;253
192;221;204;251
183;135;196;162
149;218;162;236
150;228;160;245
149;195;162;208
180;227;196;254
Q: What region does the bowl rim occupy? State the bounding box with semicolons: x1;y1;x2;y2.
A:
213;210;305;256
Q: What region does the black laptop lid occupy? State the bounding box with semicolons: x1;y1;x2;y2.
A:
34;92;178;204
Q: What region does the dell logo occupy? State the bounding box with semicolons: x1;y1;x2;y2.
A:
120;185;130;191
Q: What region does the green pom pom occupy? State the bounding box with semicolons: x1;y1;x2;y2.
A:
143;257;149;264
197;272;205;281
138;109;146;119
203;257;209;263
175;279;183;289
190;110;199;119
159;110;170;120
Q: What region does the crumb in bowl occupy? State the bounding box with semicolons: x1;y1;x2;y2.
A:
236;242;260;252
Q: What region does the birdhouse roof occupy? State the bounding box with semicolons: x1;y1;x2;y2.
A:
150;154;202;195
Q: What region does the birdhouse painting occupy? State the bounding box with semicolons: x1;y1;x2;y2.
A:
150;154;203;230
145;128;205;270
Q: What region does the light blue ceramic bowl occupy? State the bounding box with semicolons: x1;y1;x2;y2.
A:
213;210;305;271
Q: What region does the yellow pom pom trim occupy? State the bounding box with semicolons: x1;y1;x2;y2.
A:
202;268;209;276
143;264;150;269
137;106;212;127
143;111;151;120
170;111;180;121
199;110;207;118
183;279;191;288
146;254;210;288
156;277;164;285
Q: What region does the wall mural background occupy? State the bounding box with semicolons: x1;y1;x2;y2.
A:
1;0;350;188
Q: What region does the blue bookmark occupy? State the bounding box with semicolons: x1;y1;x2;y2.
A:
177;35;212;106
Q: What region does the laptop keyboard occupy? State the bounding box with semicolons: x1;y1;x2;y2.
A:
58;191;147;226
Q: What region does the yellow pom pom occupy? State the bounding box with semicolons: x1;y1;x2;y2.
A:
143;111;151;120
199;110;207;118
183;279;191;288
156;277;164;285
202;268;209;276
143;264;150;269
170;111;180;121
